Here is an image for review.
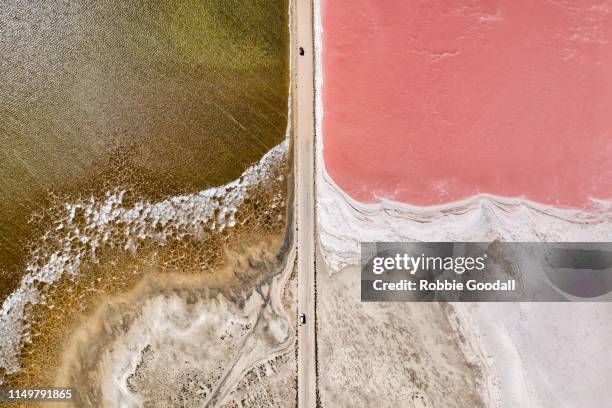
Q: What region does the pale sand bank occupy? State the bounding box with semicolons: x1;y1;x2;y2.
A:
315;172;612;407
316;254;483;408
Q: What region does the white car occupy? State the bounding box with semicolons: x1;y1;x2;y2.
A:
299;313;306;325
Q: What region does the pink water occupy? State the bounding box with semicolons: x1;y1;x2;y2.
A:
322;0;612;208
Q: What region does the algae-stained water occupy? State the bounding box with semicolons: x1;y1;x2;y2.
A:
0;0;288;298
0;0;289;388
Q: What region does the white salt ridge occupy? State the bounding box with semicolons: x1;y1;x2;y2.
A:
0;140;288;378
317;170;612;271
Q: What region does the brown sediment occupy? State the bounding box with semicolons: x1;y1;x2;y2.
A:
54;234;284;397
2;152;291;395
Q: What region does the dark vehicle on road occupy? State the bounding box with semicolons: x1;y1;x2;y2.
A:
299;47;305;56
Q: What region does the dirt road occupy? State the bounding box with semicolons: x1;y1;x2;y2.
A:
292;0;316;407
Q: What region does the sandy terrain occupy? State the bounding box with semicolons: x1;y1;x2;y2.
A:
55;240;297;407
317;258;483;408
314;173;612;407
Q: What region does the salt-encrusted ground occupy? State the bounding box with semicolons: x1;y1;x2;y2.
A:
316;148;612;408
0;141;288;379
57;255;297;408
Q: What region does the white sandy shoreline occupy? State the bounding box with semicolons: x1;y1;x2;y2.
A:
317;169;612;272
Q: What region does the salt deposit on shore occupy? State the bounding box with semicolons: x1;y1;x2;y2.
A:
316;165;612;407
0;140;287;379
316;156;612;408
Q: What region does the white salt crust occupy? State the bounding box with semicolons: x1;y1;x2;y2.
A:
0;140;288;378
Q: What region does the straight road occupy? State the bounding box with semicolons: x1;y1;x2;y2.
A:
292;0;316;407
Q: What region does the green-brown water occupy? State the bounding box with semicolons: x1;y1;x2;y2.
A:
0;0;290;390
0;0;289;300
